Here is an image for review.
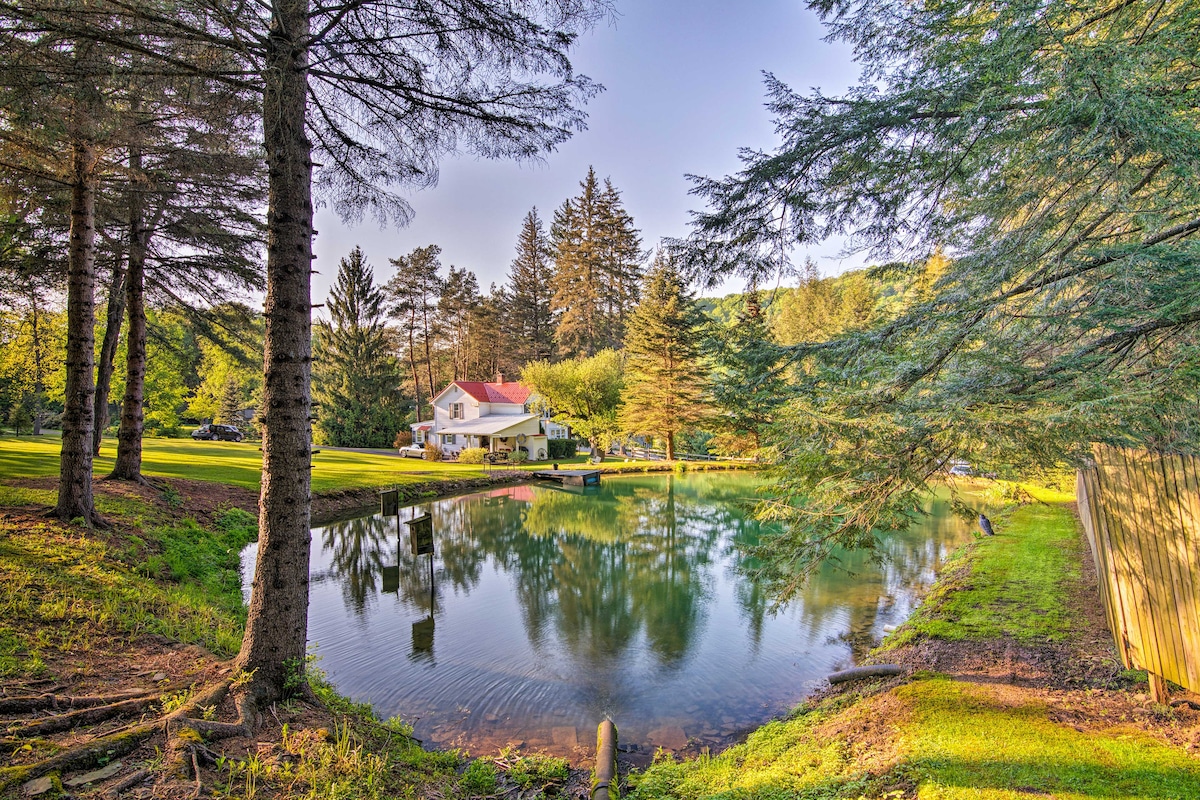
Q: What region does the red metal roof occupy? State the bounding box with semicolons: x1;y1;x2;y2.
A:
451;381;532;405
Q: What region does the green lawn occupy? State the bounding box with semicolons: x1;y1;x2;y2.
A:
0;434;558;493
0;434;683;494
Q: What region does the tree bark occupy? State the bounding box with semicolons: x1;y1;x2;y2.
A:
234;0;314;699
53;134;99;522
29;288;44;436
108;171;149;482
408;308;422;422
93;257;127;456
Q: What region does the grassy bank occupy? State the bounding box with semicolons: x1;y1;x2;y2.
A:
626;500;1200;799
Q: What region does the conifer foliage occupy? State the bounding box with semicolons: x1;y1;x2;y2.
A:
313;246;404;448
550;167;643;358
507;208;556;365
681;0;1200;597
620;252;708;460
705;290;789;456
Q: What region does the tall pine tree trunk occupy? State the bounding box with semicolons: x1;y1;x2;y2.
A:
93;256;127;456
109;171;148;482
29;289;45;436
408;311;423;422
422;303;435;399
94;119;142;457
54;128;99;523
234;0;314;699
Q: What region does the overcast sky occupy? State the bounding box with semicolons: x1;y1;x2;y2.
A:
311;1;862;306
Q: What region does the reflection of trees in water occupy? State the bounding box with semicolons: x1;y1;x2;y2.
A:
315;476;975;676
487;475;735;669
321;515;393;613
760;491;975;662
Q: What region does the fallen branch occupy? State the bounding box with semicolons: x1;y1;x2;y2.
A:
828;664;905;684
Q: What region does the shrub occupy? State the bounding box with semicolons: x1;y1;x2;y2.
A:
547;437;577;460
510;449;529;464
423;443;442;461
393;430;413;448
457;447;487;464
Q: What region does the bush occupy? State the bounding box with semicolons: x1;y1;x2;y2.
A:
393;430;413;448
510;449;529;464
547;437;577;460
457;446;487;464
423;443;442;461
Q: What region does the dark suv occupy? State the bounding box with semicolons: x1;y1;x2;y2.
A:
191;423;244;442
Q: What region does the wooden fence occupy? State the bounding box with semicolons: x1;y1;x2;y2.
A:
1076;444;1200;700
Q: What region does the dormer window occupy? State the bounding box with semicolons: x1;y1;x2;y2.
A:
450;402;464;419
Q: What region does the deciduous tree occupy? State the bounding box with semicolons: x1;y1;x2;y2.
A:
523;349;623;459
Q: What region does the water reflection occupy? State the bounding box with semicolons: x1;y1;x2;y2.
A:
247;474;976;760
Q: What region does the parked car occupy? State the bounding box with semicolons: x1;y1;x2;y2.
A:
191;423;244;442
947;462;973;476
398;444;426;458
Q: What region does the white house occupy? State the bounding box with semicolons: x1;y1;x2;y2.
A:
410;376;567;460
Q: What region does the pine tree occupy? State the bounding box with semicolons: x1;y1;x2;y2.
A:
217;377;244;427
681;0;1200;596
385;245;444;420
595;178;643;347
550;168;644;358
313;247;404;448
620;251;708;460
5;0;607;701
437;265;480;382
705;288;789;456
507;208;555;366
550;168;603;358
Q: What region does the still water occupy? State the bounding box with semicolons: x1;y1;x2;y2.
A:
241;473;974;759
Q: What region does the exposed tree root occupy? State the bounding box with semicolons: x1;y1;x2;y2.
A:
0;717;159;793
0;688;161;715
0;677;239;794
109;767;151;795
6;696;159;738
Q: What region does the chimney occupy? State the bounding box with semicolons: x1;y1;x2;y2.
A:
495;371;505;385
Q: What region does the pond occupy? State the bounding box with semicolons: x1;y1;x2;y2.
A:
241;472;976;760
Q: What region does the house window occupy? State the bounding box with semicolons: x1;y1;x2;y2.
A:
450;402;464;419
414;431;424;444
442;434;455;445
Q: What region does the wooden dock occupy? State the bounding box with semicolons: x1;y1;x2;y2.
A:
532;469;601;487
